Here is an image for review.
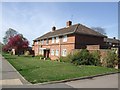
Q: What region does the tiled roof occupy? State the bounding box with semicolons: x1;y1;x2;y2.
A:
104;38;120;44
34;23;106;41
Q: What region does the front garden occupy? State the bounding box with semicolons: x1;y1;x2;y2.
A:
2;52;119;84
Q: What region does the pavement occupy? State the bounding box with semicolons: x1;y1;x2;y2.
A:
0;54;30;85
0;54;119;88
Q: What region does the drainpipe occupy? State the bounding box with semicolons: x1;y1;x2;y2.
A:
59;36;61;58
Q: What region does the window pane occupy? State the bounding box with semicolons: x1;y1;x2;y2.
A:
51;49;54;55
56;50;59;56
63;35;67;42
52;37;54;43
56;37;59;43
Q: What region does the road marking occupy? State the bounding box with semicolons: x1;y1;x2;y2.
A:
0;79;23;85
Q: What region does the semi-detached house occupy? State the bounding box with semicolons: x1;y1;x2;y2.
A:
32;21;106;60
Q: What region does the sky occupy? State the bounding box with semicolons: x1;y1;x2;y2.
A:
1;2;118;46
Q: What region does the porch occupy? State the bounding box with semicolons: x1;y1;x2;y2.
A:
39;48;50;59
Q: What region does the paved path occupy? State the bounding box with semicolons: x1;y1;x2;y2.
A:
0;54;30;85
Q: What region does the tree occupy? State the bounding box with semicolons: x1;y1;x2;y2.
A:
3;34;29;56
91;27;106;35
3;28;18;44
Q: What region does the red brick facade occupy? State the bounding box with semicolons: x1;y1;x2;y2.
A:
33;34;76;60
33;21;106;60
33;33;105;60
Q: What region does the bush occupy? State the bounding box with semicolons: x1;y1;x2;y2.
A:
24;51;30;56
59;54;72;63
60;49;103;66
102;50;118;68
71;49;96;65
91;51;101;66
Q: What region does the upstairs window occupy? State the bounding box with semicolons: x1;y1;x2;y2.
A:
63;35;67;42
41;40;44;45
52;37;54;43
36;41;38;45
56;36;59;43
46;39;49;45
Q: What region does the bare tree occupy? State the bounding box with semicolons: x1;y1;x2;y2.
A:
3;28;18;44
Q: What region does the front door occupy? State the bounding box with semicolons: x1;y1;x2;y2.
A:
44;50;49;58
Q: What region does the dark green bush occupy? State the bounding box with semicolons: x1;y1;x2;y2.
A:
60;49;102;66
102;51;118;68
91;51;101;66
71;49;95;65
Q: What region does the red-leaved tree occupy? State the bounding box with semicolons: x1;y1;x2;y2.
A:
3;34;29;55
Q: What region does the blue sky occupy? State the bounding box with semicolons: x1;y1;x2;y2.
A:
2;2;118;46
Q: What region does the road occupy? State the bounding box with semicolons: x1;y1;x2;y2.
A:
65;73;119;88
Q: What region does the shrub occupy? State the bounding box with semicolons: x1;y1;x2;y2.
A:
91;51;101;66
60;49;102;66
24;51;30;56
71;49;95;65
39;55;44;60
102;50;118;68
59;54;71;63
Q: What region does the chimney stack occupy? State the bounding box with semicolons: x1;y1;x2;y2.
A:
52;26;56;32
113;37;116;39
66;21;72;27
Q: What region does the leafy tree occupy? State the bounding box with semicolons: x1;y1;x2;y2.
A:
3;34;29;56
3;28;18;44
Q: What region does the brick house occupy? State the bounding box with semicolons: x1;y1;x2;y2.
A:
104;37;120;48
32;21;106;60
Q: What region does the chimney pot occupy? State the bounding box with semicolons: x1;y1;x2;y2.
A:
113;37;116;39
66;21;72;27
52;26;56;32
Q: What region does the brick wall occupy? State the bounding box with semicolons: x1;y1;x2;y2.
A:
75;34;104;49
87;45;100;50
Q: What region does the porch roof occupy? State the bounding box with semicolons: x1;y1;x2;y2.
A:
39;48;50;50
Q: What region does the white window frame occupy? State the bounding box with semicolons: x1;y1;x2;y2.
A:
51;49;54;55
41;40;44;45
36;41;38;44
46;38;49;45
39;48;44;55
63;35;67;42
52;37;54;43
55;50;59;56
56;36;59;43
62;49;67;56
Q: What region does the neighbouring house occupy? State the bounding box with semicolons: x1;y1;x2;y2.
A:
104;37;120;48
32;21;109;60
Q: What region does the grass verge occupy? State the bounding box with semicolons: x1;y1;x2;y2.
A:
2;53;119;84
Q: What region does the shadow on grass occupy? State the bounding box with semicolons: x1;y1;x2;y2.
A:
5;57;17;60
17;66;40;71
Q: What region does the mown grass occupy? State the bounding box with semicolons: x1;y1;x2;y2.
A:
2;53;119;84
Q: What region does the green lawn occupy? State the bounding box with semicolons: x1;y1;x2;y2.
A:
2;53;119;84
